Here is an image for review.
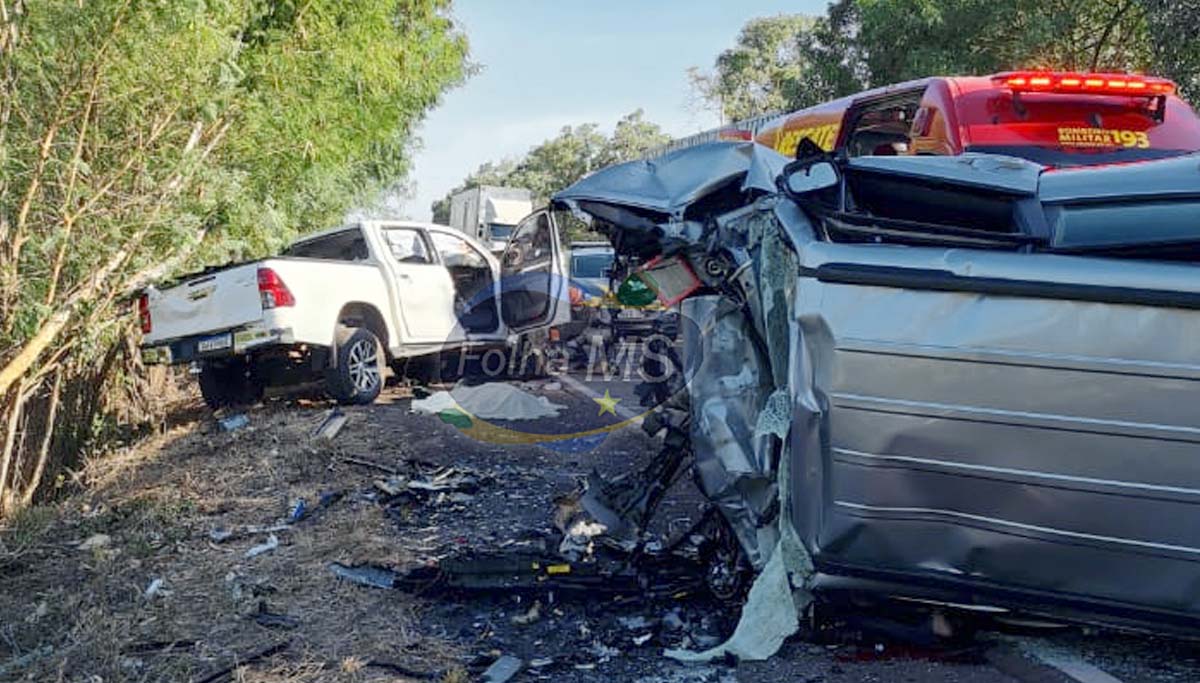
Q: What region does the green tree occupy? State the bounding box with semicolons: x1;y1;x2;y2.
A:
688;15;820;121
430;110;669;224
0;0;469;516
832;0;1152;86
1143;0;1200;101
430;159;517;224
699;2;1185;123
598;109;673;167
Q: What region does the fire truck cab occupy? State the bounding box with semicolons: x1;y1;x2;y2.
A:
755;71;1200;167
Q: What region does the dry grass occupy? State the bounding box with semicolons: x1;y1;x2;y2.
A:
0;394;463;682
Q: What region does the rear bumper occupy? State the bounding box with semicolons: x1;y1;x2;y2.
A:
141;325;294;365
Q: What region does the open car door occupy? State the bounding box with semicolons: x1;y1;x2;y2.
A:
498;209;569;336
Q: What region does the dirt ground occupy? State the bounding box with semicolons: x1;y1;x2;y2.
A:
2;380;1199;683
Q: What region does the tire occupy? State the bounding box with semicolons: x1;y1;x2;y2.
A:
326;326;384;405
197;358;264;410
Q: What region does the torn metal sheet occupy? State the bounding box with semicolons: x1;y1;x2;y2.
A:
554;142;789;218
550;140;1200;650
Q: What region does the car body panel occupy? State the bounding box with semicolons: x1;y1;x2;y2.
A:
552;141;1200;648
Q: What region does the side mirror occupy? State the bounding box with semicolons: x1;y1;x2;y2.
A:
780;160;839;197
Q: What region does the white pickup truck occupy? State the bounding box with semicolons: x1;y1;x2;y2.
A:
140;215;570;408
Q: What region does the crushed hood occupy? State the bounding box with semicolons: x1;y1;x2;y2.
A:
553;141;790;217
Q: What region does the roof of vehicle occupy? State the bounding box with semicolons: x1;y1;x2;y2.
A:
290;220;495;254
755;73;1191;146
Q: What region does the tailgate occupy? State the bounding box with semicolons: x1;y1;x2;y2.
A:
144;263;263;343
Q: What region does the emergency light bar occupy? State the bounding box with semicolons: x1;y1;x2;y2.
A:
993;71;1177;96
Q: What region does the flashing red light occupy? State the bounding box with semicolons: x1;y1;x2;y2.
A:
138;293;152;334
993;71;1176;97
257;267;295;309
716;127;754;142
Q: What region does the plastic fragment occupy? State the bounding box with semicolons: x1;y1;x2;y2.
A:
244;534;279;559
481;655;523;683
218;414;249;432
328;562;398;589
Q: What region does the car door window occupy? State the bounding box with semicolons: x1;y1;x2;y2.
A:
383;228;432;264
429;231;488;269
503;212;553;274
843;89;925;157
429;231;498;333
501;211;557;328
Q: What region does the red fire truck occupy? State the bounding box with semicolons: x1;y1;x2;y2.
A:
744;71;1200;166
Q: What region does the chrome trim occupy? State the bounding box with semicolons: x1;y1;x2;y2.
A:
833;500;1200;558
831;393;1200;443
832;447;1200;502
836;337;1200;381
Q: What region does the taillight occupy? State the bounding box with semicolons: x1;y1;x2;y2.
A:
138;293;152;334
257;267;295;309
993;71;1177;97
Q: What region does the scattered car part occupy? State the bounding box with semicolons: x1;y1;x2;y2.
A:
311;408;348;441
244;534;279;559
250;601;301;630
216;412;250;433
328;562;399;589
480;654;523;683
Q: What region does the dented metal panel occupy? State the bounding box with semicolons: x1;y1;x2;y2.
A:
552;141;1200;645
797;243;1200;619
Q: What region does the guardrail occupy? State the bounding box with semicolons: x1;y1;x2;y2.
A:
643;111;785;159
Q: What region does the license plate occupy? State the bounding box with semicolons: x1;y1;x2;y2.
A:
196;333;232;353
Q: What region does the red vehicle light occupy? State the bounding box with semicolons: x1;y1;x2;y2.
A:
257;267;295;309
138;293;152;334
994;71;1177;97
716;127;754;141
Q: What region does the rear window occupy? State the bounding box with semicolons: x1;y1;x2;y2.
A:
957;91;1200;167
284;228;370;261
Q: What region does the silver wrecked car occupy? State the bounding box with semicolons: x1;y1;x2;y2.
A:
550;141;1200;658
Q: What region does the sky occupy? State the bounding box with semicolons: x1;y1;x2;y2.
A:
401;0;824;220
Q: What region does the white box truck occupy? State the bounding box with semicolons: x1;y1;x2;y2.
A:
448;186;533;252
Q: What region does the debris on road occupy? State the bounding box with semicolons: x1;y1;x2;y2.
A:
144;578;167;599
311;408;347;441
193;640;290;683
244;534;279;559
372;464;486;510
480;654;523;683
209;523;287;544
510;599;542;625
250;601;301;630
411;381;565;421
287;498;307;523
77;533;111;551
286;490;342;525
217;413;249;433
328;561;399;589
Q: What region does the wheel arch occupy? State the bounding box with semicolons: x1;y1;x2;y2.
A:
334;302;391;364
